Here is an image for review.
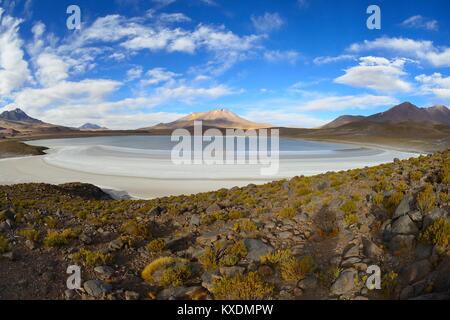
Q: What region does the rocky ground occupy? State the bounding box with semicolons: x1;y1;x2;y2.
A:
0;151;449;300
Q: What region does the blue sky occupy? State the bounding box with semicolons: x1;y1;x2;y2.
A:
0;0;449;129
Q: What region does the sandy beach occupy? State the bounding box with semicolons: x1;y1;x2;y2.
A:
0;136;419;199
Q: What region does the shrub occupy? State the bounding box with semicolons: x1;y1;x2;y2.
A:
72;248;113;267
43;216;58;228
260;249;292;265
18;228;40;242
44;228;78;247
417;184;436;213
382;271;398;298
121;220;149;238
420;218;450;247
146;239;166;253
199;241;247;270
141;257;191;286
159;264;192;287
212;272;274;300
410;170;423;182
440;163;450;184
276;207;296;219
280;256;315;282
344;213;359;226
340;200;357;215
0;235;10;254
232;219;257;233
385;191;404;216
372;193;384;206
315;206;339;237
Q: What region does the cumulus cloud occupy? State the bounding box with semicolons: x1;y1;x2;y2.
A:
348;37;450;67
251;12;284;33
243;109;328;128
0;9;31;96
334;56;413;93
401;15;438;31
126;66;143;81
141;67;180;86
415;73;450;99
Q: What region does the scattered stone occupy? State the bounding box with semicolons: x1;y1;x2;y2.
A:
297;276;318;290
124;291;140;300
362;237;383;259
206;203;221;214
190;215;200;227
401;260;432;285
148;206;163;216
108;238;124;251
83;280;112;298
94;266;114;279
393;194;413;219
389;234;416;252
25;239;35;250
64;289;77;300
243;239;273;262
391;215;419;235
219;266;245;277
330;269;357;296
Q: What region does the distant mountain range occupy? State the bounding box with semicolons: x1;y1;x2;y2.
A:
79;123;108;130
0;108;43;124
141;108;272;130
323;102;450;128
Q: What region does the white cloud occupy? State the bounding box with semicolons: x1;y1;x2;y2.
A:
141;67;180;86
251;12;284;34
348;37;450;67
0;9;31;96
415;73;450;99
159;13;191;23
35;53;69;86
299;94;398;111
313;54;355;65
334;56;413;93
264;50;300;64
126;66;143;81
297;0;309;9
401;15;438;31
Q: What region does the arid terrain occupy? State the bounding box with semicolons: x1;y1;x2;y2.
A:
0;150;449;300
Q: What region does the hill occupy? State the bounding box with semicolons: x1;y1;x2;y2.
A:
0;150;449;300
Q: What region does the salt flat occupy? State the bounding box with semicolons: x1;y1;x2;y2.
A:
0;136;419;199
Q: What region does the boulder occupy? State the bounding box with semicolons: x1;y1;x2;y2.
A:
391;215;419;235
389;234;416;252
401;260;432;285
393;194;413;219
83;280;112;298
362;237;383;259
423;208;448;229
243;239;273;262
330;269;358;296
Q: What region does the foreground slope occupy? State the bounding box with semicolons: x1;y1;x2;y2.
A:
0;151;449;300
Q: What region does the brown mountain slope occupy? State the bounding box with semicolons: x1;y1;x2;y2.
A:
141;109;272;130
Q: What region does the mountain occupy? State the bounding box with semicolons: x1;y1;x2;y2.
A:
141;108;272;130
321;115;366;129
0;108;74;138
0;108;43;124
79;123;108;130
323;102;450;128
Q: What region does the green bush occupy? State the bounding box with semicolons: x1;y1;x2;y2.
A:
212;272;274;300
421;218;450;247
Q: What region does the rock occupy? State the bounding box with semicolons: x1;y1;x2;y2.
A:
124;291;140;300
341;257;361;268
2;251;14;260
391;215;419;235
83;280;112;298
206;203;221;214
423;208;448;229
196;231;221;245
257;265;274;278
414;243;433;260
219;266;245;277
432;259;450;292
243;239;273;262
201;272;220;292
25;239;35;250
393;158;400;163
401;260;432;285
297;276;318;290
408;211;423;224
293;287;303;297
190;215;200;227
107;238;124;251
330;269;357;296
64;289;76;300
389;235;415;252
393;194;413;219
157;286;189;300
343;244;359;259
362;238;383;259
278;231;292;239
79;233;92;244
148;206;163;216
354;296;369;300
185;286;209;300
400;286;415;300
94;266;114;279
